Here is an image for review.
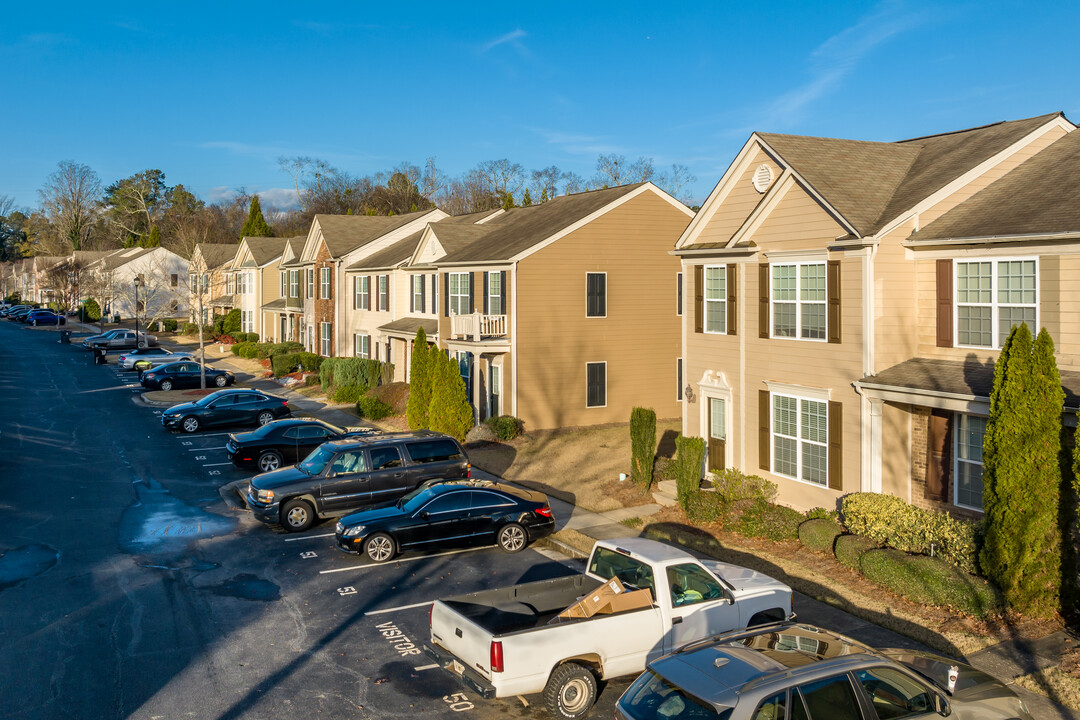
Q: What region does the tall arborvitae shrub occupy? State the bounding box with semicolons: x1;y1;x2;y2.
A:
630;407;657;492
981;324;1063;616
222;308;242;335
428;349;474;441
674;436;706;510
406;328;431;429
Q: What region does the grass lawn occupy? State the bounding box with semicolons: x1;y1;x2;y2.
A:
467;420;680;512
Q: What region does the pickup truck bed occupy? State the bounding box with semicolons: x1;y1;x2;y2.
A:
442;574;641;634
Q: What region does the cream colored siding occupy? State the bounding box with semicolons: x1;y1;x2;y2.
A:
750;182;847;250
873;221;920;370
515;191;687;430
696;147;781;246
880;401;912;499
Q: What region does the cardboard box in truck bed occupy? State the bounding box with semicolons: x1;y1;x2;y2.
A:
552;577;653;622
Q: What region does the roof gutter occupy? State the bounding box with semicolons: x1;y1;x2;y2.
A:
670;247;760;257
905;230;1080;248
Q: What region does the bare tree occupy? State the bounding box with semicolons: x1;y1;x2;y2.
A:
40;257;90;310
529;166;562;202
474;159;525;204
593;154;656;188
561;171;588;195
655;164;697;205
418;157;448;202
39;161;102;252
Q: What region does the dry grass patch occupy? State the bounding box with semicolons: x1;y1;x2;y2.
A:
467;421;679;512
1015;651;1080;711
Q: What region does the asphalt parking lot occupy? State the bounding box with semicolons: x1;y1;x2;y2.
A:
0;324;633;720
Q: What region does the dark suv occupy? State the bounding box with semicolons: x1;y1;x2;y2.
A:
245;430;471;532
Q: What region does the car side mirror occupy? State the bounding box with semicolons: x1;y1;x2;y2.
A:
935;693;951;717
420;511;430;520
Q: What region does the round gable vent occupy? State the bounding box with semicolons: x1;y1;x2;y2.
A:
752;164;774;193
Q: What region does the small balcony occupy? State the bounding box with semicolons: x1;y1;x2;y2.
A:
450;312;508;341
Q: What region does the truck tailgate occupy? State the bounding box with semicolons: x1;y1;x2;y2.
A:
430;600;494;682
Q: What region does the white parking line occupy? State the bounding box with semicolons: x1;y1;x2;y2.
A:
201;462;233;467
283;533;335;542
188;446;226;451
319;547;482;574
364;601;433;616
413;663;439;671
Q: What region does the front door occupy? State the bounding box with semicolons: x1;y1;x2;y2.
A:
708;397;726;473
488;363;500;419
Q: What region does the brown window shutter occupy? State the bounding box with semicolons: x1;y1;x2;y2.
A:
409;277;415;313
926;410;952;502
420;275;426;312
759;389;771;471
827;260;841;344
726;264;737;336
499;271;507;314
469;272;476;314
759;263;770;338
936;259;953;347
694;265;703;333
828;401;843;490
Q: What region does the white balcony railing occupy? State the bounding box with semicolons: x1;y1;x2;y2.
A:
450;312;508;341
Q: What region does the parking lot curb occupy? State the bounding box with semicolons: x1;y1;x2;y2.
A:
537;534;589;560
219;479;249;510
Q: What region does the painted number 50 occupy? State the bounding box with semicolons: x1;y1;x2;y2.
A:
443;693;473;712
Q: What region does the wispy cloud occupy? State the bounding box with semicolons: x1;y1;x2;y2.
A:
207;186;300;210
529;128;625;157
197;140;376;168
479;28;528;55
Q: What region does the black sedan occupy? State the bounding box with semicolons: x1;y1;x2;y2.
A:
335;480;555;562
227;418;379;473
141;361;235;391
160;388;291;433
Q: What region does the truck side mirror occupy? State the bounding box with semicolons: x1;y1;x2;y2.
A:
935;693;951;717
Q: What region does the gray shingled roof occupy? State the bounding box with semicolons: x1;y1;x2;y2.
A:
438;184;646;263
196;243;239;270
757;113;1063;237
242;236;293;267
913;125;1080;241
345;210;507;271
315;210;435;258
859;357;1080;409
378;317;439;336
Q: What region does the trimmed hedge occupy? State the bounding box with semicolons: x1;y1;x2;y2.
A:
835;534;878;571
320;357;392;393
684;490;727;525
859;548;1002;616
630;407;657;491
485;415;524;441
674;436;705;509
231;341;258;358
332;385;364;403
272;352;323;377
711;468;777;505
842;492;980;574
736;500;803;542
357;396;394;420
799;518;844;556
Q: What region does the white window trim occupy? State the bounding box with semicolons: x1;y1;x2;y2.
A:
306;268;314;298
356;276;370;309
769;261;828;343
448;271;470;316
703;264;727;334
953;256;1039;350
412;275;424;313
354;333;370;359
699;385;732;472
378;275;389;312
585;272;607;318
488;272;503;316
952;412;986;512
289;270;298;298
280;271;287;296
769;391;829;488
676;271;683;316
585;361;607;408
319;322;332;357
763;380;831;403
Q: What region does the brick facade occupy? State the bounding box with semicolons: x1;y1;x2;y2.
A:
908;404;981;520
312;243;334;356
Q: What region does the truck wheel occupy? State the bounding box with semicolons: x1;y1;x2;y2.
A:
281;499;315;532
747;609;786;626
497;523;527;553
543;663;597;720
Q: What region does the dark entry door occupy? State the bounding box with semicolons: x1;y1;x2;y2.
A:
708;397;726;472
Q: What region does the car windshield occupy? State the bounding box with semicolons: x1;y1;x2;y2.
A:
299;446;334;475
619;670;729;720
397;486;437;510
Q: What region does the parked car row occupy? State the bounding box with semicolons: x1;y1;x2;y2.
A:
2;304;66;325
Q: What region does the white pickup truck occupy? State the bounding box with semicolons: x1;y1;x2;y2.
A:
425;537;793;719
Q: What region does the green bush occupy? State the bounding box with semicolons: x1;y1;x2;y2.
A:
842;493;980;574
673;436;706;509
835;534;877;571
222;309;241;335
304;373;320;386
653;457;676;484
231;341;259;358
357;396;394;420
84;298;101;322
799;518;843;555
332;385;364;403
711;468;777;505
859;548;1002;616
202;324;216;338
267;341;304;358
146;321;160;331
272;352;324;377
805;506;838;521
427;349;474;442
736;500;803;542
246;332;259;343
406;328;431;430
485;415;524;441
630;407;658;491
181;322;198;335
320;357;392;393
684;490;727;525
212;316;225;337
163;318;178;332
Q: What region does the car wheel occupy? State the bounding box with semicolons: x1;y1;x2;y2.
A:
280;499;315;532
159;379;174;392
257;451;283;473
214;375;227;387
181;416;200;433
543;663;597;720
257;410;274;426
497;523;528;553
364;533;396;563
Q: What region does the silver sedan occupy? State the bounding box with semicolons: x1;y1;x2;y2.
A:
117;348;194;370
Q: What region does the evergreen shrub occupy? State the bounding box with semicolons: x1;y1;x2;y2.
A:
673;436;705;509
272;352;323;377
630;407;658;491
799;518;843;555
320;357;391;393
736;500;803;541
842;492;980;574
427;350;474;441
684;491;727;525
357;397;394;420
222;309;241;335
331;385;364;403
859;548;1002;617
485;415;524;441
711;468;777;505
181;322;198;335
405;328;431;430
84;299;101;321
835;534;877;571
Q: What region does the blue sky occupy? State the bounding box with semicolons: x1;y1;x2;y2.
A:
2;1;1077;210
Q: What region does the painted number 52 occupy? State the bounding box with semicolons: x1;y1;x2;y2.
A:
443;693;473;712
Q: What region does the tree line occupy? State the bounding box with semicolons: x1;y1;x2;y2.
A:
0;153;696;262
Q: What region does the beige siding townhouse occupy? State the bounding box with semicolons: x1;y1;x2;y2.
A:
226;236;294;341
189;243;239;325
400;183;692;430
267;237;307;343
675;111;1078;515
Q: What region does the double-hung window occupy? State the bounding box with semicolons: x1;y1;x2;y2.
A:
319;322;331;357
954;413;986;510
586;362;606;408
771;393;828;486
488;272;503;315
586;273;606;317
771;262;826;340
448;272;470;315
226;274;235;294
319;267;331;299
704;265;726;333
955;258;1037;348
289;270;298;298
377;275;389;311
280;271;287;296
354;333;370;358
306;268;314;298
412;275;425;313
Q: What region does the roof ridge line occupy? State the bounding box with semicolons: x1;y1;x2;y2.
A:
896;112;1062;144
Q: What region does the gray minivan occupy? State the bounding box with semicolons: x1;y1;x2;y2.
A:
245;430;471;532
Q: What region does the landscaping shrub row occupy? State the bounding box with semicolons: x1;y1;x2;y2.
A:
485;415;524;441
356;396;394;420
320;357;393;394
271;352;323;377
231;341;304;359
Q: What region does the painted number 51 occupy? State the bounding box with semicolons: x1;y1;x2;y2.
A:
443;693;473;712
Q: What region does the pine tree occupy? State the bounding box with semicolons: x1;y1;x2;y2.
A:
140;225;161;247
240;196;274;237
539;188;550;204
521;189;533;207
981;324;1063;616
501;192;515;211
405;327;431;429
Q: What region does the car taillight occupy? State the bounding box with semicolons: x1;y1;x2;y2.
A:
281;401;288;406
467;463;472;479
536;507;553;517
490;640;503;673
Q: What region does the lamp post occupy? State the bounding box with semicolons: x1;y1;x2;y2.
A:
133;275;142;346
